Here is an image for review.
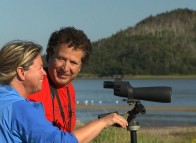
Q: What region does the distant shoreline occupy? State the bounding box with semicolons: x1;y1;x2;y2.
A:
78;74;196;79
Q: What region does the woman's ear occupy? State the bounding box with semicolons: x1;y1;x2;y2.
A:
16;67;25;81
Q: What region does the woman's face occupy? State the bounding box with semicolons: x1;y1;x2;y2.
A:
24;54;46;94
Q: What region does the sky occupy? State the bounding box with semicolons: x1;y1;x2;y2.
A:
0;0;196;53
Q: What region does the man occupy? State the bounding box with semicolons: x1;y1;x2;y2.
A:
28;27;92;132
0;40;128;143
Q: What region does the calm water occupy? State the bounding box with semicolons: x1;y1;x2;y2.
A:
73;78;196;127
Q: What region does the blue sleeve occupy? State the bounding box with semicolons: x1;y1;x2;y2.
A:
11;100;78;143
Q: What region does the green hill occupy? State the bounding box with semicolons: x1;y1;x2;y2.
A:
82;8;196;77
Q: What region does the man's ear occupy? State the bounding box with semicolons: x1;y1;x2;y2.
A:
47;55;53;64
79;65;82;72
16;67;25;81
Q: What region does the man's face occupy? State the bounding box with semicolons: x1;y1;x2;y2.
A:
48;44;83;87
24;54;46;94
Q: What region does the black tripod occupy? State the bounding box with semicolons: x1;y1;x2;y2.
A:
98;101;146;143
126;101;146;143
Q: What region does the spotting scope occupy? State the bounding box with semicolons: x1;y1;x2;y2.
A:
104;78;171;103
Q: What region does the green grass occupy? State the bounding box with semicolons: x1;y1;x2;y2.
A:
91;126;196;143
76;124;196;143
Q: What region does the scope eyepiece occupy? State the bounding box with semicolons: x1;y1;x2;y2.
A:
103;81;114;88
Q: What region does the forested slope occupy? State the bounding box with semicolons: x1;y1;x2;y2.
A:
82;8;196;76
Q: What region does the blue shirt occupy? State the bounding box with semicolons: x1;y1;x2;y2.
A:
0;85;78;143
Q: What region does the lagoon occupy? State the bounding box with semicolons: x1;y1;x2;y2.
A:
73;78;196;127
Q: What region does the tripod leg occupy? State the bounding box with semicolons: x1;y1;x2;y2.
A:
130;131;137;143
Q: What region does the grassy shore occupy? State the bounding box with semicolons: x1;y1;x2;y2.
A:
76;104;196;112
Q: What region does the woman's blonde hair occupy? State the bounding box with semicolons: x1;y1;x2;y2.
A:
0;40;42;84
